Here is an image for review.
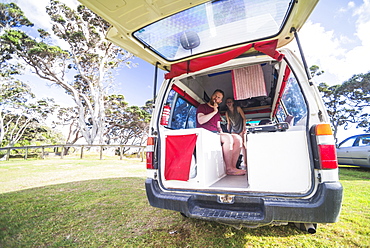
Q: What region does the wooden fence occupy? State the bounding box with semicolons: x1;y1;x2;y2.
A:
0;144;146;161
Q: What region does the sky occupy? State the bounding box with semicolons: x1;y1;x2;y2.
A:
5;0;370;141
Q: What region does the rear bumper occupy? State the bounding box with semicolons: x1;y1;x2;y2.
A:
145;178;343;225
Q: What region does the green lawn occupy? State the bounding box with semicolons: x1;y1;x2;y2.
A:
0;159;369;247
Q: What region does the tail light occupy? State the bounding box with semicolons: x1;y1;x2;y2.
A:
160;105;171;126
146;136;156;169
312;124;338;169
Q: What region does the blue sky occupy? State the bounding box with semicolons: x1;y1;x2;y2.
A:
293;0;370;85
7;0;370;140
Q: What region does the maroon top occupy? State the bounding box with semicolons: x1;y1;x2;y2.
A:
196;103;221;132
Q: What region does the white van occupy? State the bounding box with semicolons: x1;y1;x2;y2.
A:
81;0;343;232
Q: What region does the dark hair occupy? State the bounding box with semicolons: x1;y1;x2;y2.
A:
213;89;224;98
226;97;236;108
226;97;234;102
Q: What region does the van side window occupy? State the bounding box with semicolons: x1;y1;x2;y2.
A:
165;89;197;129
281;73;307;125
275;105;286;123
357;135;370;147
339;137;357;148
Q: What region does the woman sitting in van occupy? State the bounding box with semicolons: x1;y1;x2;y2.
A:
225;97;247;169
196;89;245;176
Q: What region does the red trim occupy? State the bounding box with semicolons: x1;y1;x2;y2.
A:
165;43;252;79
165;39;285;79
255;40;285;61
273;66;291;116
165;40;284;79
172;84;200;107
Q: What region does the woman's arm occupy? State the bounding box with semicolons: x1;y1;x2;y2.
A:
225;111;231;132
237;106;246;132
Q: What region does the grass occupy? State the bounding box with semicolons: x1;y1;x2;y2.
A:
0;159;369;247
0;157;145;193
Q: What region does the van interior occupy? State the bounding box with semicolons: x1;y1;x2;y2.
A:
158;54;312;195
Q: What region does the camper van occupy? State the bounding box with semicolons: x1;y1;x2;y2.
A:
80;0;343;232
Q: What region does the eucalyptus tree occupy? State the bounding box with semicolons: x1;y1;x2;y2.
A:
104;94;151;154
314;65;370;141
0;1;133;145
0;2;33;30
52;106;82;145
0;2;32;80
340;72;370;133
105;95;150;152
0;3;57;148
317;82;348;141
0;78;57;147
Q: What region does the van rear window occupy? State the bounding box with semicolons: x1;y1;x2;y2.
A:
133;0;293;61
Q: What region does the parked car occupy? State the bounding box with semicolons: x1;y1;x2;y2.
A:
80;0;343;232
337;134;370;168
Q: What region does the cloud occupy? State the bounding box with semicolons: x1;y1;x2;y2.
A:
13;0;51;30
14;0;79;31
348;1;356;8
288;0;370;84
13;0;79;49
339;1;356;12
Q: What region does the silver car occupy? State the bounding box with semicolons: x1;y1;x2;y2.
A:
337;134;370;168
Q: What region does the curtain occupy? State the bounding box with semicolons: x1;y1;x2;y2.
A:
165;133;197;181
165;39;284;79
232;64;267;100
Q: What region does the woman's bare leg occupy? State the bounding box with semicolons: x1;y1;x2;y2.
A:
220;133;245;175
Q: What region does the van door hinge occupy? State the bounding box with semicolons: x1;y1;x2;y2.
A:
317;173;322;183
217;194;235;204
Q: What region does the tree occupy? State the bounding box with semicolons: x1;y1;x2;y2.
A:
0;78;57;147
340;73;370;133
0;2;33;31
309;65;324;78
317;82;348;140
0;3;32;79
0;3;60;149
105;95;151;154
52;106;83;145
0;1;133;145
313;65;370;141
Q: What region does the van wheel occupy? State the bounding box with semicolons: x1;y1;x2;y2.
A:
180;212;188;218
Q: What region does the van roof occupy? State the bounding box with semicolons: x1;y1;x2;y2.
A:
79;0;318;70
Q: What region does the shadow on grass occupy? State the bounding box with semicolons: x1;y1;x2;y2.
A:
0;177;313;248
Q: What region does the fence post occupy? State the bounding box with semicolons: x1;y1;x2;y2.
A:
80;145;84;159
141;147;145;162
0;144;145;161
61;146;64;159
41;147;45;159
120;146;123;160
6;148;10;161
